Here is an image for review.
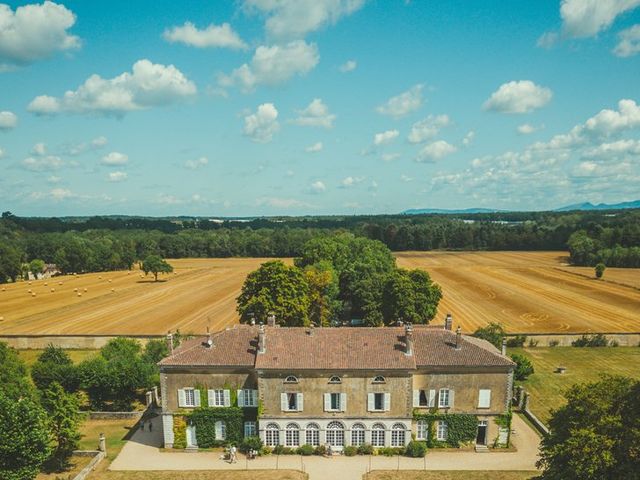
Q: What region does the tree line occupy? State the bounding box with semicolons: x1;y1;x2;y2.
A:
568;225;640;267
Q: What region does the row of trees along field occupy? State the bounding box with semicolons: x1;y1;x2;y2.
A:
2;209;640;282
237;234;442;327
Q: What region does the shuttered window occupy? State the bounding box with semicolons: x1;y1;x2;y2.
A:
478;389;491;409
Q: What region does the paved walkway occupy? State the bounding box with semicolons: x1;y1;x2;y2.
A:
110;414;540;479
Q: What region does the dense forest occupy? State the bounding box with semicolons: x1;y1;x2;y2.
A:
1;209;639;282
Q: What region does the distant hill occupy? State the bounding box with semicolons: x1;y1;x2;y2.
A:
554;200;640;212
402;207;505;215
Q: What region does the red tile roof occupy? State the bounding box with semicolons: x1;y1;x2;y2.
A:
159;324;514;369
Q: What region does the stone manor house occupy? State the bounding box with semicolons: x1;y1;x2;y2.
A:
159;316;515;451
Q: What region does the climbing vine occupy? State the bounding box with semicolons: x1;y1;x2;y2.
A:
493;410;512;448
413;412;478;448
190;407;244;448
172;415;187;449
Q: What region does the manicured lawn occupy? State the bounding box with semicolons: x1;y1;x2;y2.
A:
511;347;640;424
89;470;306;480
366;472;539;480
79;418;138;461
17;348;97;366
36;455;92;480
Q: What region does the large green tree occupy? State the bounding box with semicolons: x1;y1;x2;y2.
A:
0;243;22;283
538;375;640;480
31;345;79;392
304;260;340;327
237;260;310;326
40;382;81;472
0;342;33;401
382;269;442;325
472;322;506;349
142;254;173;281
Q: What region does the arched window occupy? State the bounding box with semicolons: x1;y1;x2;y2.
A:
214;420;226;440
351;423;365;446
372;376;386;384
328;375;342;384
326;421;345;447
416;420;427;441
391;423;406;447
305;423;320;446
371;423;385;447
284;375;298;384
285;423;300;447
265;423;280;447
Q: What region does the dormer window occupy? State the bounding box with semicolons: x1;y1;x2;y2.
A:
284;375;299;384
328;376;342;384
373;376;386;384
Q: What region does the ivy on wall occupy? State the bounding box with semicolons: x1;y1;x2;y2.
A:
190;407;244;448
414;411;478;448
173;415;187;449
493;410;512;448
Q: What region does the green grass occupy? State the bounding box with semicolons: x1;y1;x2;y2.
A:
17;348;98;366
366;472;539;480
79;418;137;461
511;347;640;424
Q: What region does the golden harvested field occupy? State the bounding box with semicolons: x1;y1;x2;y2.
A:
395;251;640;333
0;258;286;335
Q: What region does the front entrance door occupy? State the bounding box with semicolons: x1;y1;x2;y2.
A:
476;420;487;445
186;424;197;448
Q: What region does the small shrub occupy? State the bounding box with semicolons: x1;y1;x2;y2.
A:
527;338;539;348
239;436;262;454
313;444;327;456
357;443;374;455
510;353;535;381
549;340;560;347
506;335;526;348
405;440;427;457
572;334;609;347
377;447;397;456
595;263;606;279
343;445;358;456
273;445;294;455
260;446;272;456
297;444;314;456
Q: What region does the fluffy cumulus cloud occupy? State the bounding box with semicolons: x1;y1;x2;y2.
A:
462;130;476;146
0;111;17;129
517;123;544;135
68;136;107;155
184;156;209;169
244;103;280;143
376;84;424;118
484;80;552;114
373;129;399;146
305;141;323;153
407;114;451;143
582;99;640;136
292;98;335;128
101;152;128;166
560;0;640;38
31;142;46;155
255;196;314;209
583;139;640;159
243;0;365;39
22;155;63;171
614;24;640;57
309;180;326;193
219;41;319;92
339;59;357;72
416;140;457;162
0;1;80;69
107;171;127;182
0;147;4;158
339;176;364;188
28;59;196;116
163;21;247;49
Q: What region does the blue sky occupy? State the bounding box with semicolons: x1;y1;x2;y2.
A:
1;0;639;216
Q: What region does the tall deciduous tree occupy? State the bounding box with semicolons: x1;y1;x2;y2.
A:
31;345;79;392
142;254;173;281
237;260;310;326
0;243;22;283
0;342;33;401
40;382;81;472
472;322;506;349
538;375;640;480
304;260;340;326
382;269;442;325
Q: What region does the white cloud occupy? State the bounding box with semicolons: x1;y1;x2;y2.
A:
243;0;365;39
537;31;559;49
22;155;63;171
244;103;280;143
484;80;552;114
400;174;412;182
517;123;544;135
583;99;640;136
340;176;364;188
31;142;46;155
376;84;424;118
163;21;247;49
28;59;196;116
101;152;128;166
305;141;323;153
416;140;457;162
572;160;632;177
614;24;640;57
292;98;335;128
309;180;326;193
462;130;476;146
219;41;319;92
374;129;400;146
50;188;75;200
560;0;640;38
0;2;80;68
255;197;314;209
0;111;17;129
184;156;209;169
407;114;451;143
47;175;60;183
107;171;127;182
583;139;640;159
339;59;357;72
381;152;400;162
155;193;184;205
0;147;5;158
68;136;108;155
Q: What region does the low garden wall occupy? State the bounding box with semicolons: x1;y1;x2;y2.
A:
71;450;105;480
506;332;640;347
0;334;164;349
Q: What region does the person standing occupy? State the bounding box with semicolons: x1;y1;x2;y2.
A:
230;444;237;463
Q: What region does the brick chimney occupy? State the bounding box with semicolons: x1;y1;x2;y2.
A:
267;312;276;327
455;326;462;350
166;332;174;355
405;323;413;356
258;324;266;354
501;337;507;356
444;313;453;331
205;326;213;348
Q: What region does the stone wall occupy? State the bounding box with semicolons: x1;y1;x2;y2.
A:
0;334;163;349
506;332;640;347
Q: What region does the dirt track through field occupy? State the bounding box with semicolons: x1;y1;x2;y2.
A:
396;251;640;333
0;258;287;335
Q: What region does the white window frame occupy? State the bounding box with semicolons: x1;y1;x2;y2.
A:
351;423;365;446
282;392;303;412
436;421;448;441
478;389;491;409
284;375;298;384
213;389;225;407
438;388;451;408
330;393;341;411
372;376;386;384
285;423;300;447
241;389;258;407
328;376;342;384
184;388;196;407
326;421;345;447
265;423;279;447
416;420;427;440
215;420;226;441
305;423;320;446
244;421;256;437
371;423;385;447
391;423;406;447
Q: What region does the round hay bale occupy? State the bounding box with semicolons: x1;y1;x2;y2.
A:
108;279;112;283
73;288;77;292
83;288;87;292
0;316;4;321
51;288;55;292
31;293;36;297
111;288;115;292
28;281;32;285
1;287;5;292
58;282;63;285
28;289;32;293
44;282;48;286
99;276;102;279
77;293;82;297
